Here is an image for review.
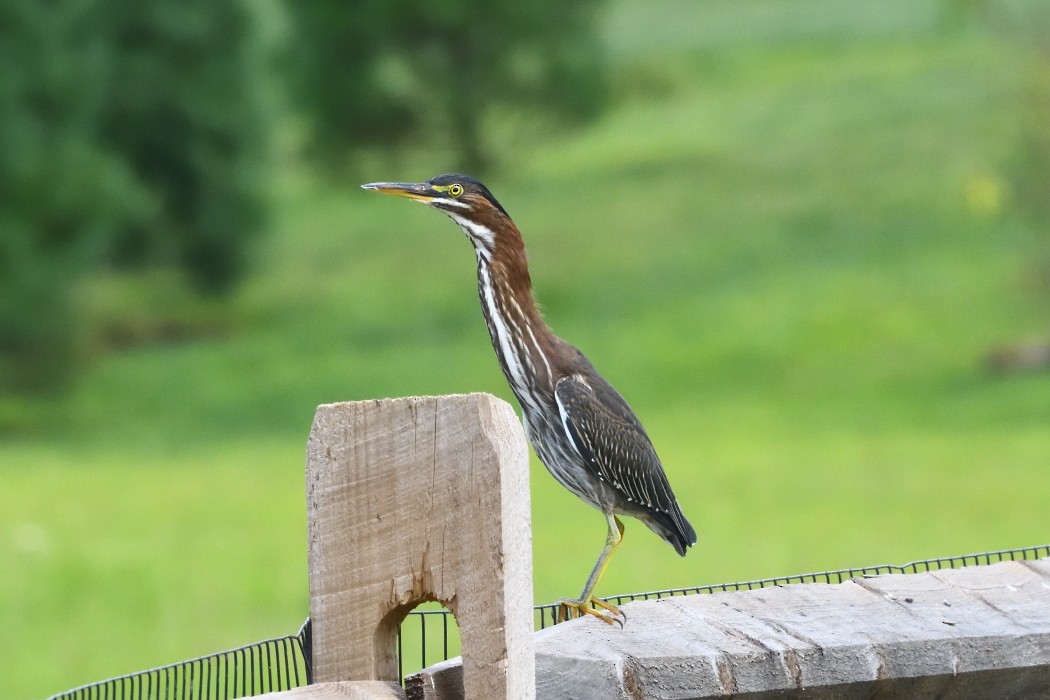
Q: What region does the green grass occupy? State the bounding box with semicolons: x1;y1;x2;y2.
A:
4;4;1050;697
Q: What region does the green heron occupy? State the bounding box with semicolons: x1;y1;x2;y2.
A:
362;174;696;625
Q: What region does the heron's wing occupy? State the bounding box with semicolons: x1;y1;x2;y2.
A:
554;374;681;524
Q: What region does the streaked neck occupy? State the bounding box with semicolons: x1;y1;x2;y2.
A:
473;232;557;409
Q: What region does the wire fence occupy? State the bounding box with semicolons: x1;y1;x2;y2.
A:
48;543;1050;700
48;620;312;700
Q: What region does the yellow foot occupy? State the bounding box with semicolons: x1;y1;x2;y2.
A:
557;596;626;627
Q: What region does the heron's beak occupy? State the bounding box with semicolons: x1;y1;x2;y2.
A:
360;181;438;203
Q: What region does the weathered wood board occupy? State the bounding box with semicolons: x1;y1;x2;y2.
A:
256;681;406;699
306;394;534;700
410;558;1050;699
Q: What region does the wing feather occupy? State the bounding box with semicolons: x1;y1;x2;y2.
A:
554;374;695;554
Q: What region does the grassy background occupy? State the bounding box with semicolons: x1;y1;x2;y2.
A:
4;1;1050;697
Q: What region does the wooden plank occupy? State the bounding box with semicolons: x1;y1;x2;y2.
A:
411;558;1050;699
255;681;406;699
306;394;534;700
404;658;463;700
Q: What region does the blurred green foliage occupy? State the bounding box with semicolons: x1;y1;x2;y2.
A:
284;0;608;172
946;0;1050;225
1;0;611;394
1003;9;1050;223
0;0;151;391
0;0;269;393
97;0;270;293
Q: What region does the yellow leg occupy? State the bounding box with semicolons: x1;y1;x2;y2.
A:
558;513;626;626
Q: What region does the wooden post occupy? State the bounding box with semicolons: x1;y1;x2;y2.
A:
306;394;535;700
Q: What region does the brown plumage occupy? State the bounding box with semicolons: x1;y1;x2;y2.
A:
362;174;696;624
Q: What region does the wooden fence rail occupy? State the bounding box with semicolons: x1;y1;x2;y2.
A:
411;557;1050;699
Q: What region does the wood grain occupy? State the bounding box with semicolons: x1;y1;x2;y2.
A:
257;681;406;699
412;558;1050;699
306;394;534;700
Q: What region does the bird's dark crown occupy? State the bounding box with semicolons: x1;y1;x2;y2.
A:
426;173;509;218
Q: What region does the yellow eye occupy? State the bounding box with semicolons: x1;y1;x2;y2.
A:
448;183;464;197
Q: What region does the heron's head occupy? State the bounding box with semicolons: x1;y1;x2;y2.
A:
362;174;514;256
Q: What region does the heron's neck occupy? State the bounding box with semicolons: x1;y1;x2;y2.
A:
474;236;559;407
